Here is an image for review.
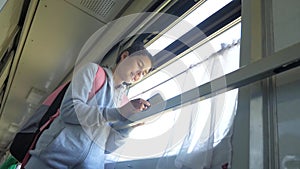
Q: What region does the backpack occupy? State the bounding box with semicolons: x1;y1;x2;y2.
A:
9;65;106;164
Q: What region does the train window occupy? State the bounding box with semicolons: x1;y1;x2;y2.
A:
147;0;233;56
127;22;240;153
106;0;241;163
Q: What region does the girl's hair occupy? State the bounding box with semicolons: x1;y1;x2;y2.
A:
115;42;154;67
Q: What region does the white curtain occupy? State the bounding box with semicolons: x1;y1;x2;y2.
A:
156;44;240;169
104;43;240;169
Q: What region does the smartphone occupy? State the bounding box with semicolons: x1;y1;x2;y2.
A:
146;93;164;107
129;93;165;120
112;93;165;129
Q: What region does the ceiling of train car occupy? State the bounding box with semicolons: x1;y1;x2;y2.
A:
0;0;174;158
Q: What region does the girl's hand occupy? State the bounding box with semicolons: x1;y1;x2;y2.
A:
119;98;150;118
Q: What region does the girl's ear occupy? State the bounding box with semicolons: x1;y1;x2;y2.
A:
120;51;129;61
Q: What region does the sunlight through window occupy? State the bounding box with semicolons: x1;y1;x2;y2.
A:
107;0;241;162
147;0;233;56
125;23;241;157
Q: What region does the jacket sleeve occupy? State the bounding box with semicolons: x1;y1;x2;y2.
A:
59;63;125;126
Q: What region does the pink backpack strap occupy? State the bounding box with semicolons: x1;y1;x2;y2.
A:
43;82;70;106
88;65;106;100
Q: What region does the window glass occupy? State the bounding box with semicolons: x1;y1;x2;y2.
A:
147;0;233;56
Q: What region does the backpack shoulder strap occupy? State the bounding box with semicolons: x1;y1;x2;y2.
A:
42;82;69;106
38;82;70;128
88;65;106;100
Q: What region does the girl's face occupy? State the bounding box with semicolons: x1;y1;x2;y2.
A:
114;52;152;85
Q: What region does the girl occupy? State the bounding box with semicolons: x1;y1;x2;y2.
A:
25;42;153;169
